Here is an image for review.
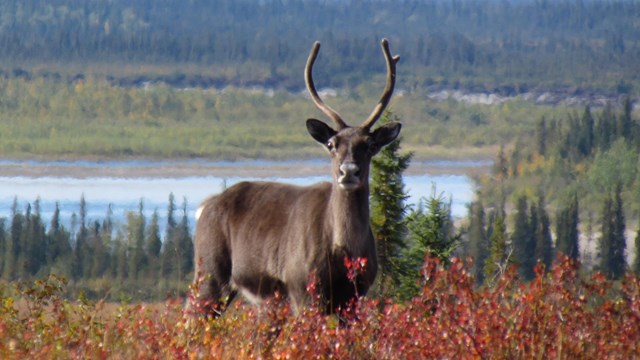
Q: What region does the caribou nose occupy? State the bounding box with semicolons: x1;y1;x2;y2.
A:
339;162;360;178
338;162;360;190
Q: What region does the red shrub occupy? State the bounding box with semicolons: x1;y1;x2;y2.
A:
1;257;639;359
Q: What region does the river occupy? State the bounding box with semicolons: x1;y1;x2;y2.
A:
0;159;488;230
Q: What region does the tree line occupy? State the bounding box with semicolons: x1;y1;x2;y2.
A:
465;185;635;284
372;109;640;300
486;98;639;210
466;99;640;282
0;0;638;93
0;194;193;300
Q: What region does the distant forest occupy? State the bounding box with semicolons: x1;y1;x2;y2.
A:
0;0;639;94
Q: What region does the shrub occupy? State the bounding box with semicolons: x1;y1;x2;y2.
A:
1;257;639;358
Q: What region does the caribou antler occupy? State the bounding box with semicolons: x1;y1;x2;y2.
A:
305;41;348;129
361;38;400;131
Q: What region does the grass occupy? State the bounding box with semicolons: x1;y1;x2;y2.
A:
0;76;574;161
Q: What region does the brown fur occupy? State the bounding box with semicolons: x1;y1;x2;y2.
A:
189;39;400;315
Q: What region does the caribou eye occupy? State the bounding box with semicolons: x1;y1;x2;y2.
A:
327;141;334;151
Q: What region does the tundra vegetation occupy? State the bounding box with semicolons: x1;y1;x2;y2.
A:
1;257;639;358
2;107;640;357
2;0;640;356
0;75;569;160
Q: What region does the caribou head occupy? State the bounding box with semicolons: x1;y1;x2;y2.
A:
189;39;401;316
305;39;402;192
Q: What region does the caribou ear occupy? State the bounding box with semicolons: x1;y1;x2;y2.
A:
371;121;402;151
307;118;337;145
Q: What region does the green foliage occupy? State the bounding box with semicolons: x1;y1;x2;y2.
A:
588;139;638;192
160;196;193;293
481;99;640;205
370;111;413;298
511;196;536;280
483;206;510;284
598;184;627;280
477;100;640;274
0;1;636;162
0;0;639;93
398;191;460;300
533;195;554;272
0;74;576;160
466;200;489;284
555;194;580;262
0;194;193;301
145;210;163;278
126;200;147;281
497;194;554;281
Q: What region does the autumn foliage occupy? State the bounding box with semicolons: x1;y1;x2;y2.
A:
1;256;639;359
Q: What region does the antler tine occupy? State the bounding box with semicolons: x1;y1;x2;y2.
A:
361;38;400;131
305;41;348;129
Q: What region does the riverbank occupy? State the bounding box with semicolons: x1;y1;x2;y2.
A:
0;158;491;179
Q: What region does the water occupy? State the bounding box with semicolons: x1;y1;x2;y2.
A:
0;161;478;231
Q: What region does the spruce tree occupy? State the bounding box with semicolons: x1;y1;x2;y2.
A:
88;220;108;278
47;203;72;277
161;193;178;278
596;104;615;151
534;195;554;271
555;194;579;261
4;198;24;280
493;145;508;181
72;195;89;280
598;185;627;280
370;110;412;297
399;190;459;300
578;106;594;157
617;97;632;141
113;234;128;280
535;117;547;157
467;200;489;284
99;205;114;277
598;193;614;276
512;196;535;280
622;97;639;148
127;199;147;281
177;198;194;280
161;195;194;284
102;204;114;244
563;114;580;161
611;183;627;278
146;209;162;278
484;206;509;284
19;203;33;276
24;198;47;276
167;193;177;232
47;203;62;264
509;140;522;178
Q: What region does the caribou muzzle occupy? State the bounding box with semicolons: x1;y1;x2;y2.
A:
338;162;361;190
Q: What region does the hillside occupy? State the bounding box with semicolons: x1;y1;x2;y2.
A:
0;0;638;94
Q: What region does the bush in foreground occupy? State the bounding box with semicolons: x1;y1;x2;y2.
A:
1;257;639;359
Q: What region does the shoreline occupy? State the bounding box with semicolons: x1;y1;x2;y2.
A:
0;158;491;179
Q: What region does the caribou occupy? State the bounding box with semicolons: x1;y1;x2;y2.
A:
190;39;401;316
